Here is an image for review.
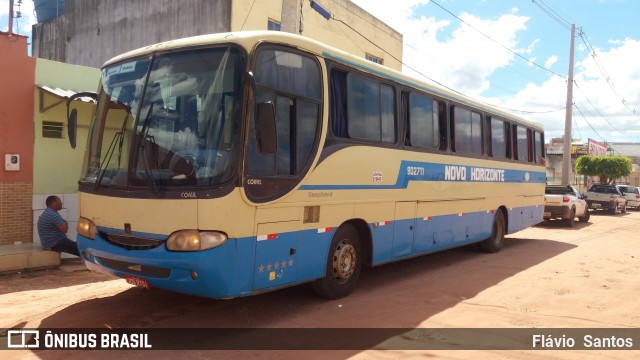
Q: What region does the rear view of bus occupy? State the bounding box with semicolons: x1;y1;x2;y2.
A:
73;31;545;300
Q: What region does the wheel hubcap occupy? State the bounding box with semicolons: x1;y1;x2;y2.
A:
332;240;357;283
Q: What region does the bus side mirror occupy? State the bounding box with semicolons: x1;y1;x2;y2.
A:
66;91;97;149
68;108;78;149
255;101;277;154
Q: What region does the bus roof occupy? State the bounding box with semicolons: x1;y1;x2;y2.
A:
103;30;542;130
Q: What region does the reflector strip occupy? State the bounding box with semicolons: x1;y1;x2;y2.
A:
423;216;433;221
317;227;334;233
458;213;465;217
257;233;278;241
373;221;391;228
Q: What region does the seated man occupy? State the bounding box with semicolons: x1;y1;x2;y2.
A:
37;196;80;257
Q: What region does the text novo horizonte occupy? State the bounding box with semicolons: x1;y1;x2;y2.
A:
444;166;505;182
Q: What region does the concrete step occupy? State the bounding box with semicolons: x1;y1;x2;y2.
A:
0;243;61;273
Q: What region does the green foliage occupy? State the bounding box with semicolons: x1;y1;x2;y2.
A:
575;155;632;184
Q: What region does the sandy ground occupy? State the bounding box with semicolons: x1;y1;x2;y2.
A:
1;210;639;359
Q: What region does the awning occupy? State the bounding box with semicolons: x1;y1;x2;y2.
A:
37;85;96;113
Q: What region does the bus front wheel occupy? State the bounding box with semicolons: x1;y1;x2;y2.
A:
480;210;505;253
312;223;362;299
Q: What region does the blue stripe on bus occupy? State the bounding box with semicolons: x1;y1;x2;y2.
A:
78;204;542;299
299;160;546;191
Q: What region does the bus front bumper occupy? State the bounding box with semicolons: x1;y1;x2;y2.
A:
78;234;246;299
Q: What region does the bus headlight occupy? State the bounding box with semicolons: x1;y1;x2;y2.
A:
77;217;98;240
166;230;227;251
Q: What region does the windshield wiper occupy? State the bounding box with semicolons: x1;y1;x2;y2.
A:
94;103;132;190
137;104;163;196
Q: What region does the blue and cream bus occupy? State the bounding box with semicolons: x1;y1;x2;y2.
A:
69;31;545;299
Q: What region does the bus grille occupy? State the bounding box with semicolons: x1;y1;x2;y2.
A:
97;257;171;278
99;231;165;250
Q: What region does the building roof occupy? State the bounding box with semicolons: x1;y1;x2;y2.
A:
609;143;640;157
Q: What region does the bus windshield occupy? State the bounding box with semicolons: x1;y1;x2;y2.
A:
81;47;242;191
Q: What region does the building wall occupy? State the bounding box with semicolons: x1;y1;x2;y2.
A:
0;34;36;245
32;0;402;71
230;0;403;70
33;0;233;68
32;59;101;250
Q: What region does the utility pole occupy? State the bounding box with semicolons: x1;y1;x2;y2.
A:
561;24;576;186
8;0;14;34
280;0;303;34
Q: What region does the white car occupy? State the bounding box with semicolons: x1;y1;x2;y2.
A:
544;185;590;226
616;185;640;210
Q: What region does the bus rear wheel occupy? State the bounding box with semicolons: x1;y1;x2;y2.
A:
312;223;362;299
480;210;505;253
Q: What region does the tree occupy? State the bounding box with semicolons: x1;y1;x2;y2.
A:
575;155;632;184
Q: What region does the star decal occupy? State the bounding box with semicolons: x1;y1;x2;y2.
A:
266;263;272;271
289;259;294;267
274;262;280;269
281;260;287;268
258;264;265;273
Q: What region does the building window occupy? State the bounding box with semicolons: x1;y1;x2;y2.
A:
268;19;281;31
365;53;383;65
42;121;64;139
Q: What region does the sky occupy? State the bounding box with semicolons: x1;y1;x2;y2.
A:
2;0;639;144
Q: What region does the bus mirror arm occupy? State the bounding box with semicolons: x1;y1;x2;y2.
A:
255;101;277;154
66;92;98;149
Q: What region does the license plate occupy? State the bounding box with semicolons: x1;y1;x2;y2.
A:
592;203;601;208
544;212;551;217
125;275;151;289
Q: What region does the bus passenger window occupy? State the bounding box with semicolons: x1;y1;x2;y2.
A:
534;131;544;164
490;117;508;158
344;74;396;143
452;106;482;155
407;92;439;149
514;125;529;162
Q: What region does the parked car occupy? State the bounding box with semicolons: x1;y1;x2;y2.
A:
616;185;640;210
583;184;627;215
544;185;590;226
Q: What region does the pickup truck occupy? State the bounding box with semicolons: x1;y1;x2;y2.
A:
616;185;640;210
583;184;627;214
544;185;590;226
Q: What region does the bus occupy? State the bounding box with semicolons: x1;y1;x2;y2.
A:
68;31;546;299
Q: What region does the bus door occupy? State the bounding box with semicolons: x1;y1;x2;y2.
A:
393;201;417;257
244;46;322;290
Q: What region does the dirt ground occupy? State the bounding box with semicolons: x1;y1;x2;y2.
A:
1;209;639;359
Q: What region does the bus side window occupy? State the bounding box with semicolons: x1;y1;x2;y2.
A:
513;125;529;162
406;92;439;149
344;74;396;143
438;101;447;151
534;130;544;164
489;117;508;159
451;105;483;155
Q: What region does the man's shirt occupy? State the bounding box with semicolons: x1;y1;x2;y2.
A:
37;208;67;250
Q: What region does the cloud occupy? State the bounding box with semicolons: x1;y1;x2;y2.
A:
351;0;640;142
0;0;36;34
544;55;558;68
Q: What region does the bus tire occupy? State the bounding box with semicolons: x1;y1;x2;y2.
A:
312;223;362;299
480;210;505;253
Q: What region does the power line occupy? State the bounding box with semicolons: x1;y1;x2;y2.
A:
530;0;571;30
240;0;257;31
578;31;638;117
574;81;640;141
428;0;566;79
330;15;562;115
573;103;606;143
